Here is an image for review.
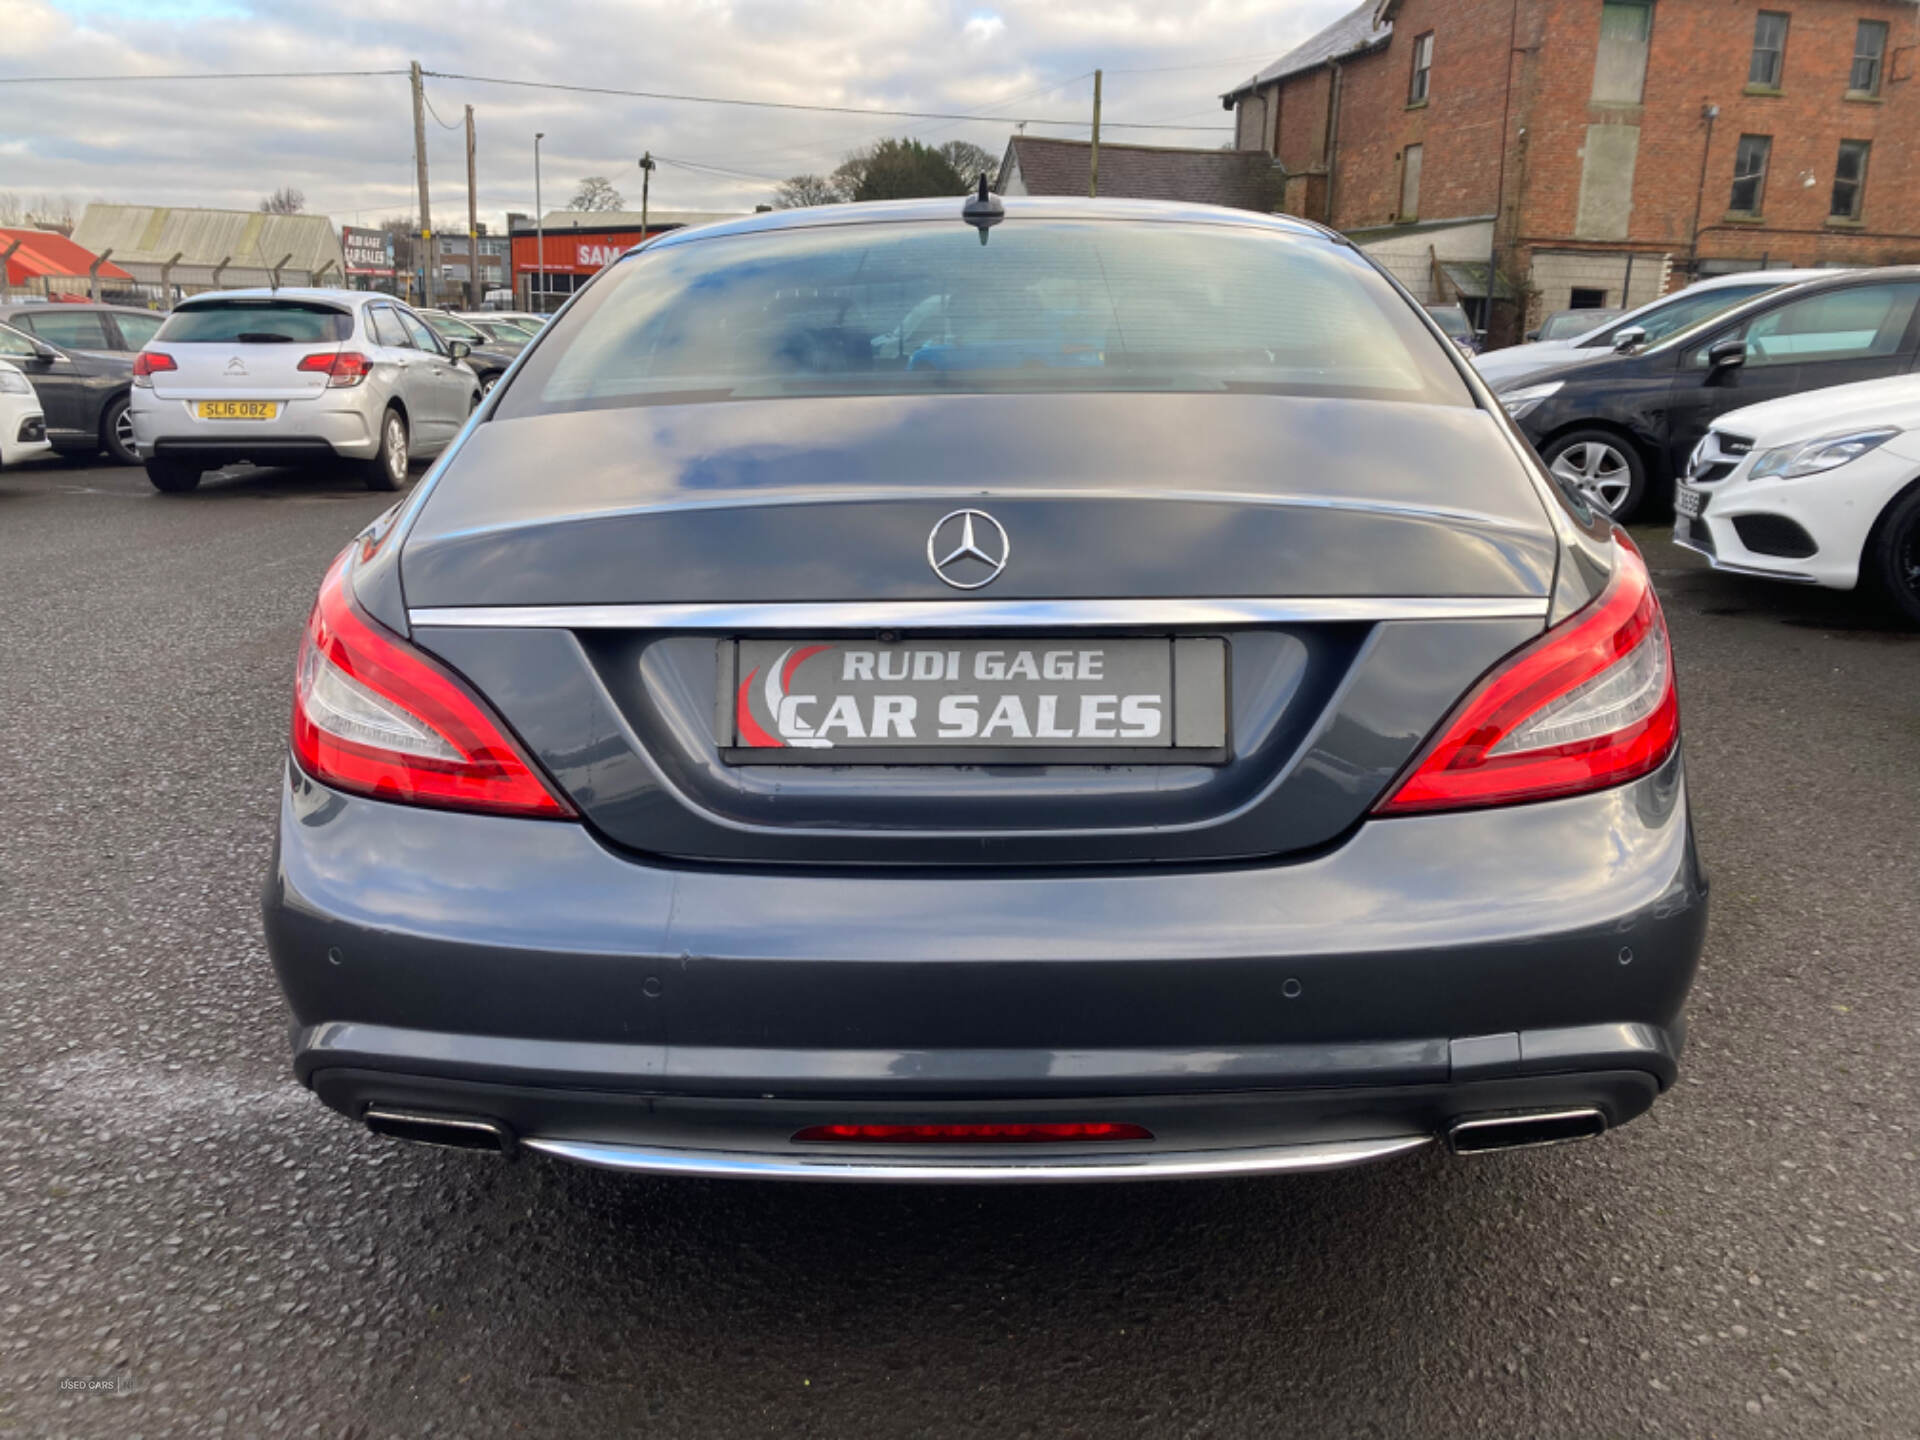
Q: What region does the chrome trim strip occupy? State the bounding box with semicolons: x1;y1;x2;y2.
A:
409;597;1550;630
1670;536;1818;584
521;1133;1430;1183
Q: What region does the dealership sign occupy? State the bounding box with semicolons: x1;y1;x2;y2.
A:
343;227;395;277
576;242;627;269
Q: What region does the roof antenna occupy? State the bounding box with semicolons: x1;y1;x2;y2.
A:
962;173;1003;245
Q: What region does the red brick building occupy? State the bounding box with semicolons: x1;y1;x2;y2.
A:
1225;0;1920;337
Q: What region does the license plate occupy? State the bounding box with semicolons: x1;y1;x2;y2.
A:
196;400;278;420
725;638;1227;760
1674;487;1707;518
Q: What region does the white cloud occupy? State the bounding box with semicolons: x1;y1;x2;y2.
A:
963;10;1007;45
0;0;1348;228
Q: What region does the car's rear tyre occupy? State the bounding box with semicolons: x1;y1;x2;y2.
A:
102;395;140;466
360;408;409;492
144;460;203;494
1543;429;1646;520
480;373;500;396
1865;483;1920;627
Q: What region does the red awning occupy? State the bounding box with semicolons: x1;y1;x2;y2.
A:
0;229;133;286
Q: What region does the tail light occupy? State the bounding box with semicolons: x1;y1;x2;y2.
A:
131;351;176;387
297;351;374;387
292;553;573;818
792;1122;1154;1144
1376;540;1677;815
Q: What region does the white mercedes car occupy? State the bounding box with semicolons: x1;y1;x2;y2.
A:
0;359;51;469
1674;373;1920;623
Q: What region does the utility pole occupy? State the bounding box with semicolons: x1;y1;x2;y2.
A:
410;60;434;308
534;132;545;314
1089;70;1102;198
465;105;479;309
639;151;655;237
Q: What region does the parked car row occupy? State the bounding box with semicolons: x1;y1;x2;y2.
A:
1491;267;1920;524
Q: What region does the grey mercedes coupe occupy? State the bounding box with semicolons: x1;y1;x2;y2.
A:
264;193;1706;1182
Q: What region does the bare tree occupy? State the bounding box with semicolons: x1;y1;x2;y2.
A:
938;141;999;187
567;176;625;212
1;192;80;231
260;186;306;215
772;174;846;209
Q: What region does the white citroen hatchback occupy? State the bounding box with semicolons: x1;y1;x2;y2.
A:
129;289;483;493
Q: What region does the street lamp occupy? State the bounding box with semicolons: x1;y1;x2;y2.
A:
534;131;545;314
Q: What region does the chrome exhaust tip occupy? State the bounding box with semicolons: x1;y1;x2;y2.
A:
363;1108;512;1153
1447;1107;1606;1155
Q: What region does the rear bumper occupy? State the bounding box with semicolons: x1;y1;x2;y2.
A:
129;393;381;463
265;752;1707;1180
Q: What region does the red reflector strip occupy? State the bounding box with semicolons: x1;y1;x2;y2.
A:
792;1122;1154;1144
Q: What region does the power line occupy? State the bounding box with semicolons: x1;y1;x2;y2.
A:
419;69;1230;131
420;87;464;131
1106;50;1286;74
653;155;786;185
0;69;408;83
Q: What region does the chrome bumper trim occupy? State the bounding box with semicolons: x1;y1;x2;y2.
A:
408;597;1550;631
1671;535;1818;584
521;1133;1431;1183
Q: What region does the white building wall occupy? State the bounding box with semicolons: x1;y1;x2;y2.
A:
1527;250;1671;321
1355;219;1493;304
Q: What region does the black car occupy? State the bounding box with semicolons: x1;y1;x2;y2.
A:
1497;267;1920;520
417;311;521;394
0;319;139;464
0;302;165;354
262;196;1706;1184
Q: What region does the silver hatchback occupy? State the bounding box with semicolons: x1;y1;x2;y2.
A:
128;289;483;493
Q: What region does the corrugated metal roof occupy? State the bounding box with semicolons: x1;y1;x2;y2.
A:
1223;0;1393;100
70;205;345;277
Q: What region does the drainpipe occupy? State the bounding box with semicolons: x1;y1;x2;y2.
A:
1323;62;1344;226
267;253;293;292
1484;0;1522;339
1687;104;1720;279
88;248;114;302
158;251;183;307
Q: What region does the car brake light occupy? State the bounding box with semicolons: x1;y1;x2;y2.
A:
131;351;176;387
297;350;374;387
1375;540;1678;815
292;552;573;818
792;1122;1154;1143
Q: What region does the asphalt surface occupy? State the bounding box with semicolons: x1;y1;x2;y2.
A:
1;455;1916;1440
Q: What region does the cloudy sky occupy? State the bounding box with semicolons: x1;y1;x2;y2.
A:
0;0;1347;231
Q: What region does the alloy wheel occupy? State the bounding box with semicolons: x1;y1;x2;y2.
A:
385;415;408;482
114;405;136;453
1548;441;1633;515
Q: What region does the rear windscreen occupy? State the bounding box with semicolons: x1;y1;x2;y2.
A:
497;219;1473;414
155;301;352;344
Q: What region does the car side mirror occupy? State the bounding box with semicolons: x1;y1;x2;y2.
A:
1611;325;1648;353
1524;329;1540;343
1706;338;1747;370
447;340;471;360
29;341;59;363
